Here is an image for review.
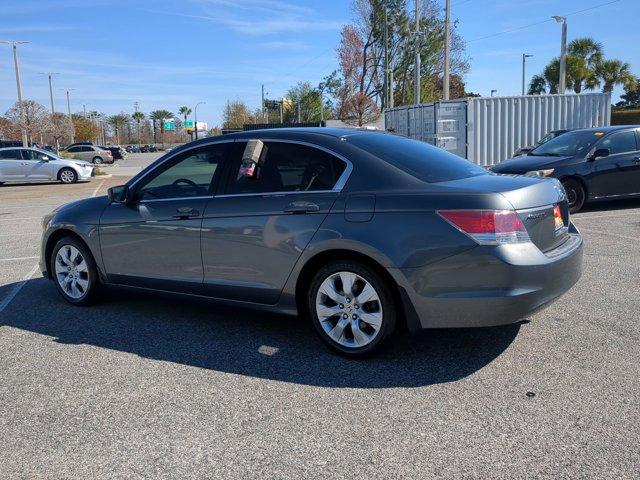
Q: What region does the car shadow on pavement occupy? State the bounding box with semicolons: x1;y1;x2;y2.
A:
1;277;520;389
577;197;640;213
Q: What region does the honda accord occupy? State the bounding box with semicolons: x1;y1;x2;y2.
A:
40;129;583;357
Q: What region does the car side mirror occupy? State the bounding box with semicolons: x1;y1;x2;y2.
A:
591;148;610;161
108;185;131;204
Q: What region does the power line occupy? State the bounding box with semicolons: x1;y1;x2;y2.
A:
467;0;622;43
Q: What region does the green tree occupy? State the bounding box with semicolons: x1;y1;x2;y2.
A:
528;74;547;95
615;78;640;109
594;59;635;93
108;113;129;145
178;105;192;140
149;109;173;146
132;111;145;144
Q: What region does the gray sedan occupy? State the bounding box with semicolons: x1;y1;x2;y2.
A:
40;128;583;357
0;147;94;185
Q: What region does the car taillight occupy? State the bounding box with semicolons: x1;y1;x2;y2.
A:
437;210;531;245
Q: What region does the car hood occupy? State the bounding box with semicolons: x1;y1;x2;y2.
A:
490;155;573;174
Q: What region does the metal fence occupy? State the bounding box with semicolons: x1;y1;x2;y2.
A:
385;93;611;166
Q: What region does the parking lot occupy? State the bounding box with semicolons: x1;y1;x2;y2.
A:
0;160;638;478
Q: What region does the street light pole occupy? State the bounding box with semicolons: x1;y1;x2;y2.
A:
414;0;421;105
66;89;75;143
553;16;567;94
522;54;533;95
491;89;497;97
1;41;29;146
40;72;59;113
194;101;205;140
443;0;451;100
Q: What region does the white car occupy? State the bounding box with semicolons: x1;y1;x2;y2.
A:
0;147;94;185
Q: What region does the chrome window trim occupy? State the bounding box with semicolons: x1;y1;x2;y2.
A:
128;137;353;202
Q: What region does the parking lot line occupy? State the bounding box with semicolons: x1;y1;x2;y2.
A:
91;180;106;198
0;264;39;315
0;256;39;262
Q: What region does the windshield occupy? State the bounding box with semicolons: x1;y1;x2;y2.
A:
530;130;602;157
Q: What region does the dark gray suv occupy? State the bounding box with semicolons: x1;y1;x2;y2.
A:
40;129;583;357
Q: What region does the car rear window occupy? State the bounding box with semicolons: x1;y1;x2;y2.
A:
348;133;487;183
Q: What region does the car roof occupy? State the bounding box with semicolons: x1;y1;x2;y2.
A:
220;127;388;141
571;125;639;134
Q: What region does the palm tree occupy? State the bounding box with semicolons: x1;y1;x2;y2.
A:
568;38;603;68
132;111;145;145
108;113;129;145
528;75;547;95
149;109;173;147
178;105;192;141
594;59;635;93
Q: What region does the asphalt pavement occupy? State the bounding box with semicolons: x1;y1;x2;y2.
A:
0;160;638;478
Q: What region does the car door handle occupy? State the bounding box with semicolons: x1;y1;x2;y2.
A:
284;201;320;214
172;207;200;219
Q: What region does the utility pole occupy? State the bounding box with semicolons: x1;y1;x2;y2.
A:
320;89;324;124
280;100;283;123
443;0;451;100
521;54;533;95
553;16;567;94
297;102;301;123
414;0;421;105
40;72;59;113
1;41;30;146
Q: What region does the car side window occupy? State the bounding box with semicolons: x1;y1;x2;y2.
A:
0;149;22;160
136;143;229;201
67;146;81;153
599;131;638;155
227;141;346;194
81;146;94;152
23;150;49;160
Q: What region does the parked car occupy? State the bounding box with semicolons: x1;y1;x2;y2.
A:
125;145;141;153
99;145;126;160
0;147;94;185
513;129;570;157
64;145;113;164
491;126;640;213
64;141;93;150
40;128;582;357
140;144;158;153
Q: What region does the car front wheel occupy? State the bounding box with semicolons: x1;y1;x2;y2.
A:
308;261;396;358
562;178;585;213
51;237;100;305
58;168;78;184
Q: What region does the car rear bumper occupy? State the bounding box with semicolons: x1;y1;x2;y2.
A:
393;224;583;329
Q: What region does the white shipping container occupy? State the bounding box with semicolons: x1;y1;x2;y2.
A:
385;93;611;166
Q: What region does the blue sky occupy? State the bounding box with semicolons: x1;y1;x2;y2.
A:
0;0;637;127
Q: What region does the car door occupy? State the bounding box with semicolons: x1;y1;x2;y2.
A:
99;142;231;292
0;149;26;181
588;130;640;198
66;146;83;161
23;149;55;180
200;140;350;303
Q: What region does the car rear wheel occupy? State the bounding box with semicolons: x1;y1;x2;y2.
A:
51;237;100;305
92;156;103;164
562;178;585;213
308;261;396;358
58;168;78;184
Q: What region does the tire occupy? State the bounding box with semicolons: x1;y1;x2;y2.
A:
562;178;586;213
58;168;78;184
308;260;397;358
50;236;100;306
92;156;103;164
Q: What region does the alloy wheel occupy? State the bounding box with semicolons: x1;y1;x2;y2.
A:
54;245;90;299
59;169;76;183
315;271;383;349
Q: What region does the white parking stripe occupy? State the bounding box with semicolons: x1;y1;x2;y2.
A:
0;265;39;315
0;256;39;262
91;180;106;198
